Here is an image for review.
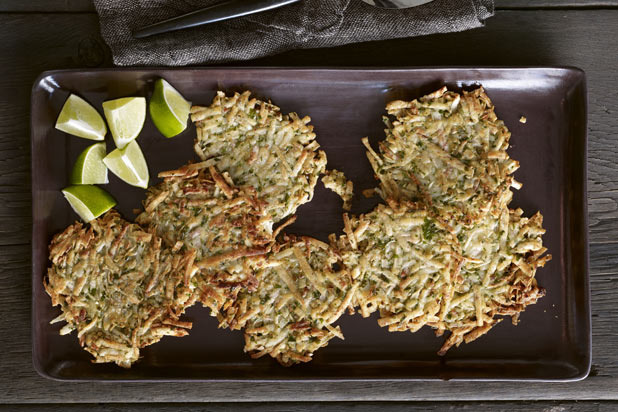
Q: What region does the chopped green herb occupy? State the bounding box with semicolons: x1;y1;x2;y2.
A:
422;218;438;241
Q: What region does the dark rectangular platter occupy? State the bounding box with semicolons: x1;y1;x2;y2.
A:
31;68;590;381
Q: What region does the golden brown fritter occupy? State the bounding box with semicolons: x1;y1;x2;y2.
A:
45;210;199;368
219;235;357;366
358;87;551;354
191;91;327;227
432;207;551;354
136;162;274;315
333;201;462;334
365;86;519;224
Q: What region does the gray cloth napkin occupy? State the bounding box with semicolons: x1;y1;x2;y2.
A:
93;0;494;66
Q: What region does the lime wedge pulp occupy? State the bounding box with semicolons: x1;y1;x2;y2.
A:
149;78;192;138
102;97;146;149
55;94;107;141
62;185;116;222
103;140;149;188
70;142;109;185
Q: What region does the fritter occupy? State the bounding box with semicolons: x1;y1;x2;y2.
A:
191;91;327;226
432;207;551;354
365;87;520;224
136;162;274;315
45;210;199;368
333;201;463;333
359;87;552;354
322;169;354;211
218;234;357;366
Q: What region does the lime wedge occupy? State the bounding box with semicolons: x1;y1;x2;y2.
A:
103;140;149;188
70;142;109;185
55;94;106;141
102;97;146;149
62;185;116;222
149;79;192;138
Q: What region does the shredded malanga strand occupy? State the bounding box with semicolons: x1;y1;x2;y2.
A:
322;169;354;211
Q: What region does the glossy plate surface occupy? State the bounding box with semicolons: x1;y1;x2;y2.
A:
31;68;590;381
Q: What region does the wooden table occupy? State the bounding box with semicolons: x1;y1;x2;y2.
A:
1;0;617;410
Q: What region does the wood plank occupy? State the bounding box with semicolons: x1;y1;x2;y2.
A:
0;0;617;12
1;401;618;411
499;0;618;7
0;1;95;12
1;9;618;403
590;242;618;274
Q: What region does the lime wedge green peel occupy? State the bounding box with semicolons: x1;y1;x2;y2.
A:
55;94;106;141
149;78;191;138
102;97;146;149
103;140;149;189
70;142;109;185
62;185;116;222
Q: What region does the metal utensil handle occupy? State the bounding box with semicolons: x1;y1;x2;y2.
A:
133;0;300;39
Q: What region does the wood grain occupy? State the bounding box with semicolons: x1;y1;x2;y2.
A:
1;402;618;411
500;0;618;7
0;1;95;12
0;8;617;403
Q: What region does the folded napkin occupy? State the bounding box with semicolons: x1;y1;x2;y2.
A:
94;0;494;66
